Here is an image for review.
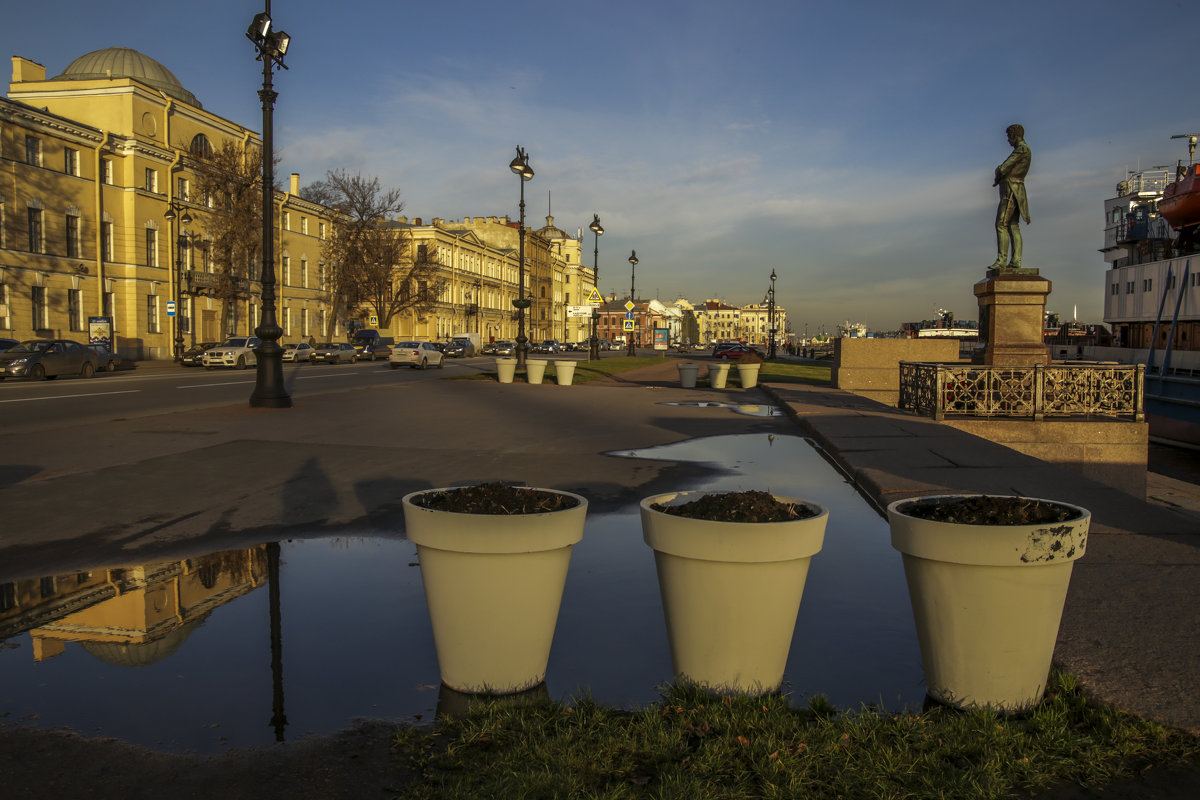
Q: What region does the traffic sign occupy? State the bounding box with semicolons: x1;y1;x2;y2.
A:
623;320;635;331
625;312;634;320
369;315;379;327
585;288;603;304
567;305;592;318
624;300;635;311
166;301;176;317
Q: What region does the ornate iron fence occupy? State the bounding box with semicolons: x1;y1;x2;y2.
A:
898;362;1144;421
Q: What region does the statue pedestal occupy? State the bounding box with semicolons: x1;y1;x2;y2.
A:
973;271;1051;366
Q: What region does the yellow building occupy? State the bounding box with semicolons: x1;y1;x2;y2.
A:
382;215;594;345
2;48;333;359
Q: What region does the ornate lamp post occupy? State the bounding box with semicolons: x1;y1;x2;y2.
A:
246;4;292;408
626;250;639;357
588;214;603;359
768;268;777;359
163;202;192;361
509;146;534;366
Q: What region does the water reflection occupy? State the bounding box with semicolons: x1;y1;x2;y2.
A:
0;434;923;754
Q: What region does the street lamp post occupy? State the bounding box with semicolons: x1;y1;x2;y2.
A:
246;4;292;409
163;201;192;361
509;146;534;366
626;250;638;357
768;268;777;360
588;214;603;359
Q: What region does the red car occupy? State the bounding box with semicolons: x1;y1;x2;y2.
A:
712;343;763;360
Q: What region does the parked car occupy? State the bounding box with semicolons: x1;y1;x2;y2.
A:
712;343;764;360
202;336;261;369
443;337;477;358
0;339;99;380
0;338;19;353
282;342;315;363
181;342;219;367
310;342;358;364
481;341;498;355
492;340;516;356
86;344;122;372
389;341;446;370
533;339;562;354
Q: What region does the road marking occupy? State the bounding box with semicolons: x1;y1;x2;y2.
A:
0;390;140;403
177;371;368;389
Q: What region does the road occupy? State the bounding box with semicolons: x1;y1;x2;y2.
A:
0;354;517;432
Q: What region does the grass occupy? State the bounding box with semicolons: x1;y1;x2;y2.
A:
457;355;833;387
393;672;1200;799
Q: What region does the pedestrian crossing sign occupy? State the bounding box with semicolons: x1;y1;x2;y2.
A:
623;320;635;331
586;288;603;303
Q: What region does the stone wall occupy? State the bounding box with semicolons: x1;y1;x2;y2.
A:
940;418;1148;499
832;338;961;406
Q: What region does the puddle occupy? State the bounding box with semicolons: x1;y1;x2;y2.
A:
659;401;783;417
0;434;922;753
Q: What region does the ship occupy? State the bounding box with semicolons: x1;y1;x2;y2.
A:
1092;135;1200;443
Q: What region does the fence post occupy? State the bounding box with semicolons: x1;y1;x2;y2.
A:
934;364;946;421
1135;364;1145;422
1033;364;1045;421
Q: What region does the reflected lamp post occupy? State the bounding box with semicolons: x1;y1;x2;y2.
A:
163;202;192;361
509;146;534;366
588;213;603;359
246;4;292;408
626;250;638;357
768;268;777;359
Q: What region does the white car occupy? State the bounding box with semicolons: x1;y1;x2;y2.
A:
389;341;445;370
282;342;315;363
203;336;261;369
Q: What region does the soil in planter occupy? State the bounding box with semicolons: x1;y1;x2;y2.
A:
650;490;819;523
413;482;579;514
898;495;1079;525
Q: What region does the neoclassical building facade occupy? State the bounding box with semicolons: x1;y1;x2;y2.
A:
1;48;332;359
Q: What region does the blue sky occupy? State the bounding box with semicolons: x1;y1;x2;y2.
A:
7;0;1199;333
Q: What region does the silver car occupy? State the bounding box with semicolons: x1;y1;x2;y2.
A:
0;339;99;380
311;342;358;364
389;341;445;370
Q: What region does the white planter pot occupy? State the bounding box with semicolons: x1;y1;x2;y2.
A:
640;491;828;694
677;362;699;388
553;360;576;385
526;359;549;384
707;362;730;389
402;488;587;693
887;494;1090;712
736;362;761;388
495;358;517;383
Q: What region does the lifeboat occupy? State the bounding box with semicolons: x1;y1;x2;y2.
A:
1158;163;1200;228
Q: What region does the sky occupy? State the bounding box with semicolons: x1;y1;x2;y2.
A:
6;0;1200;334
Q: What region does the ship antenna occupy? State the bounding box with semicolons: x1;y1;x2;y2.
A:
1170;133;1200;166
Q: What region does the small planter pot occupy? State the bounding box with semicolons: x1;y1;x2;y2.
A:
887;494;1090;712
553;360;576;385
640;491;828;694
736;362;761;388
525;359;549;384
495;357;517;383
403;487;588;694
677;362;700;388
707;362;730;389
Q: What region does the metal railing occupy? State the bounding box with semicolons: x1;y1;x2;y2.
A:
898;362;1145;421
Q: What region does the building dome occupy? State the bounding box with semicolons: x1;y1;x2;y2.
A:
54;46;201;107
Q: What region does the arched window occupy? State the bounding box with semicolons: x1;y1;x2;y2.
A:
189;134;213;158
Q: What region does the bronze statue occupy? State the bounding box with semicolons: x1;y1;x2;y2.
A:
987;124;1031;270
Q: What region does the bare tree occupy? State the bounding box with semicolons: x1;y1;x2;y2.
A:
298;179;339;207
320;170;446;332
188;140;270;335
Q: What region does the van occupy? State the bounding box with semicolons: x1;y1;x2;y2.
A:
352;329;395;361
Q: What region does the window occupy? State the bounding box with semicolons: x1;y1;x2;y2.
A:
66;214;81;258
319;222;326;240
301;217;308;235
32;285;48;329
25;135;42;166
282;255;290;285
301;258;308;288
282;211;290;231
177;177;190;201
101;220;114;261
64;147;79;176
1144;278;1153;292
102;158;113;184
283;306;291;335
147;293;160;333
68;288;83;331
0;284;10;329
1110;283;1119;296
146;228;158;267
144;168;158;193
27;208;44;253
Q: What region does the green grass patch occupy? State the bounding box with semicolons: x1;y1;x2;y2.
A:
758;360;832;386
393;672;1199;799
